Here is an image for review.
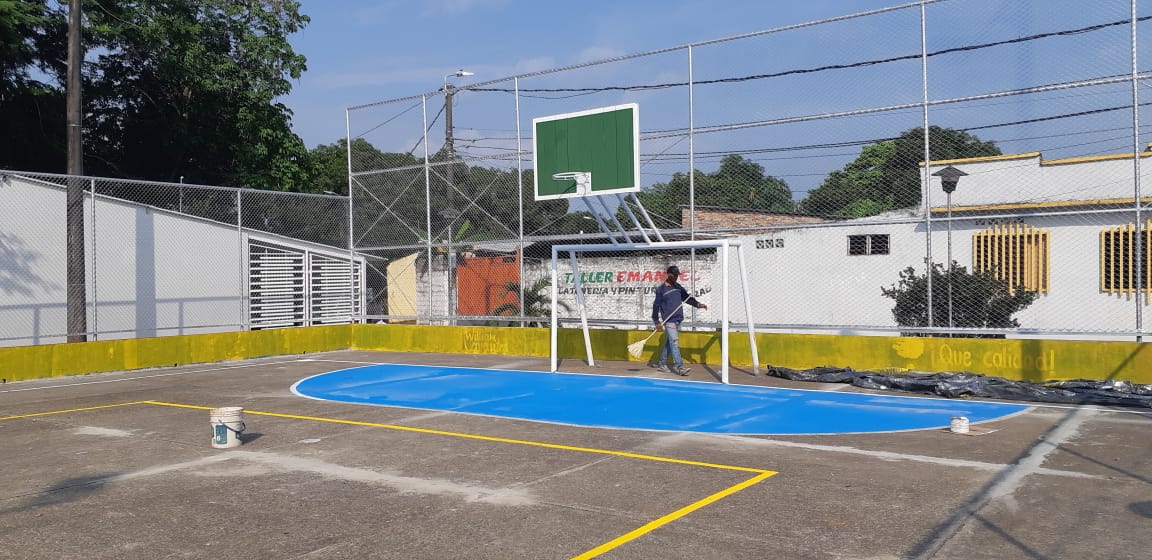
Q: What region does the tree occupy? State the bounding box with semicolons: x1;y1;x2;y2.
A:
803;126;1001;217
622;154;792;228
310;138;425;196
0;0;66;172
881;263;1038;336
1;1;314;188
492;277;570;327
426;162;567;242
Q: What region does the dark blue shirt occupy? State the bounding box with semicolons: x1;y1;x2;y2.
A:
652;282;701;325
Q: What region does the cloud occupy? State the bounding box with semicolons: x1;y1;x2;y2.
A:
418;0;510;16
577;46;629;65
350;0;509;22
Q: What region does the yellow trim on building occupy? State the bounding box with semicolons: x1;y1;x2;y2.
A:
930;196;1152;213
919;152;1041;167
919;143;1152;168
2;324;1150;385
1042;149;1152;166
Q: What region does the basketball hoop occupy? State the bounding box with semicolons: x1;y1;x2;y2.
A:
551;171;591;195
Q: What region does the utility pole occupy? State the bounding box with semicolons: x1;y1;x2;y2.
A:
441;70;472;324
66;0;87;342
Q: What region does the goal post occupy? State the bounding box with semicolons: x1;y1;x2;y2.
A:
548;239;759;384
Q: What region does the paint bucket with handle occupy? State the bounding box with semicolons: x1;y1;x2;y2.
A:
210;407;246;449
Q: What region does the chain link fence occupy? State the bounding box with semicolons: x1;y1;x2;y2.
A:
0;171;355;346
350;0;1152;340
5;0;1152;346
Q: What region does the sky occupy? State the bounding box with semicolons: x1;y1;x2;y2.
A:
282;0;903;149
281;0;1148;198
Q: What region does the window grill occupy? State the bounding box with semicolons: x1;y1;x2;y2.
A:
847;234;889;255
1100;220;1152;299
973;223;1050;293
248;241;363;329
310;253;363;325
249;242;307;329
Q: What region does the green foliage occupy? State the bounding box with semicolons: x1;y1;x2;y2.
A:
622;154;793;228
492;277;571;327
80;0;312;189
0;0;65;172
881;263;1038;335
309;138;420;196
1;1;314;189
802;126;1001;217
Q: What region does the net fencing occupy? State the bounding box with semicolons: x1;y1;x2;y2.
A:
349;0;1152;341
0;171;355;346
6;0;1152;346
546;241;759;382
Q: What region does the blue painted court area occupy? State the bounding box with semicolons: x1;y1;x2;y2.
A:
291;364;1028;435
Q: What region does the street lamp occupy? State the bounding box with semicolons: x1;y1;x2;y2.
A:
443;69;474;167
933;165;967;332
442;69;473;324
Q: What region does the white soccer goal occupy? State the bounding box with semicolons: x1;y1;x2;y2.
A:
548;239;759;384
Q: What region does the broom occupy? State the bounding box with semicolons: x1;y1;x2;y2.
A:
628;299;688;359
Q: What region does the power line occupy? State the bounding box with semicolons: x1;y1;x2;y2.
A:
353;101;421;140
467;16;1151;96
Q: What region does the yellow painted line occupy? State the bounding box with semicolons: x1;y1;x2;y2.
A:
3;398;780;558
141;401;775;474
141;400;781;558
571;471;777;560
0;401;150;421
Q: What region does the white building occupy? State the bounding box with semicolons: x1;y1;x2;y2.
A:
0;173;364;347
727;149;1152;339
469;149;1152;340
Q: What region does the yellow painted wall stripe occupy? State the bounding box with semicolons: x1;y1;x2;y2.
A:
3;323;1151;384
570;471;777;560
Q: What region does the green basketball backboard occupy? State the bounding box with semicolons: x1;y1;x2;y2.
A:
532;103;640;201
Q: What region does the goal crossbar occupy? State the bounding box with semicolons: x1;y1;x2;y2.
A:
549;239;759;384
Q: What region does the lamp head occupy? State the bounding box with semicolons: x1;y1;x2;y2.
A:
932;165;967;194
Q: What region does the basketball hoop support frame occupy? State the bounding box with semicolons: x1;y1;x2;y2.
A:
549;238;759;384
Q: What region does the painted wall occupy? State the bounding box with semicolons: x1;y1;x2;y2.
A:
386;252;419;322
2;324;1149;384
0;176;243;346
0;176;363;346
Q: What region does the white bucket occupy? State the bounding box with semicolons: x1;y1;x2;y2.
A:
210;407;246;449
949;416;970;434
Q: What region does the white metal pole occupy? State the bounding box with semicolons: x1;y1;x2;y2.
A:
237;188;246;331
345;108;357;324
688;45;698;324
422;95;434;324
721;239;730;384
1131;0;1144;340
89;179;97;339
946;191;953;330
569;252;594;366
736;241;759;375
550;248;559;372
515;77;525;323
688;45;696;242
920;0;935;331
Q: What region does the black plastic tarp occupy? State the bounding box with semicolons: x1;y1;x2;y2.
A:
765;365;1152;408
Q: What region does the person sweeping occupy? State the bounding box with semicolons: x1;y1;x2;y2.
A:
649;265;707;376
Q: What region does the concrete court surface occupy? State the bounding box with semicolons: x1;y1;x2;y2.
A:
0;349;1149;560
